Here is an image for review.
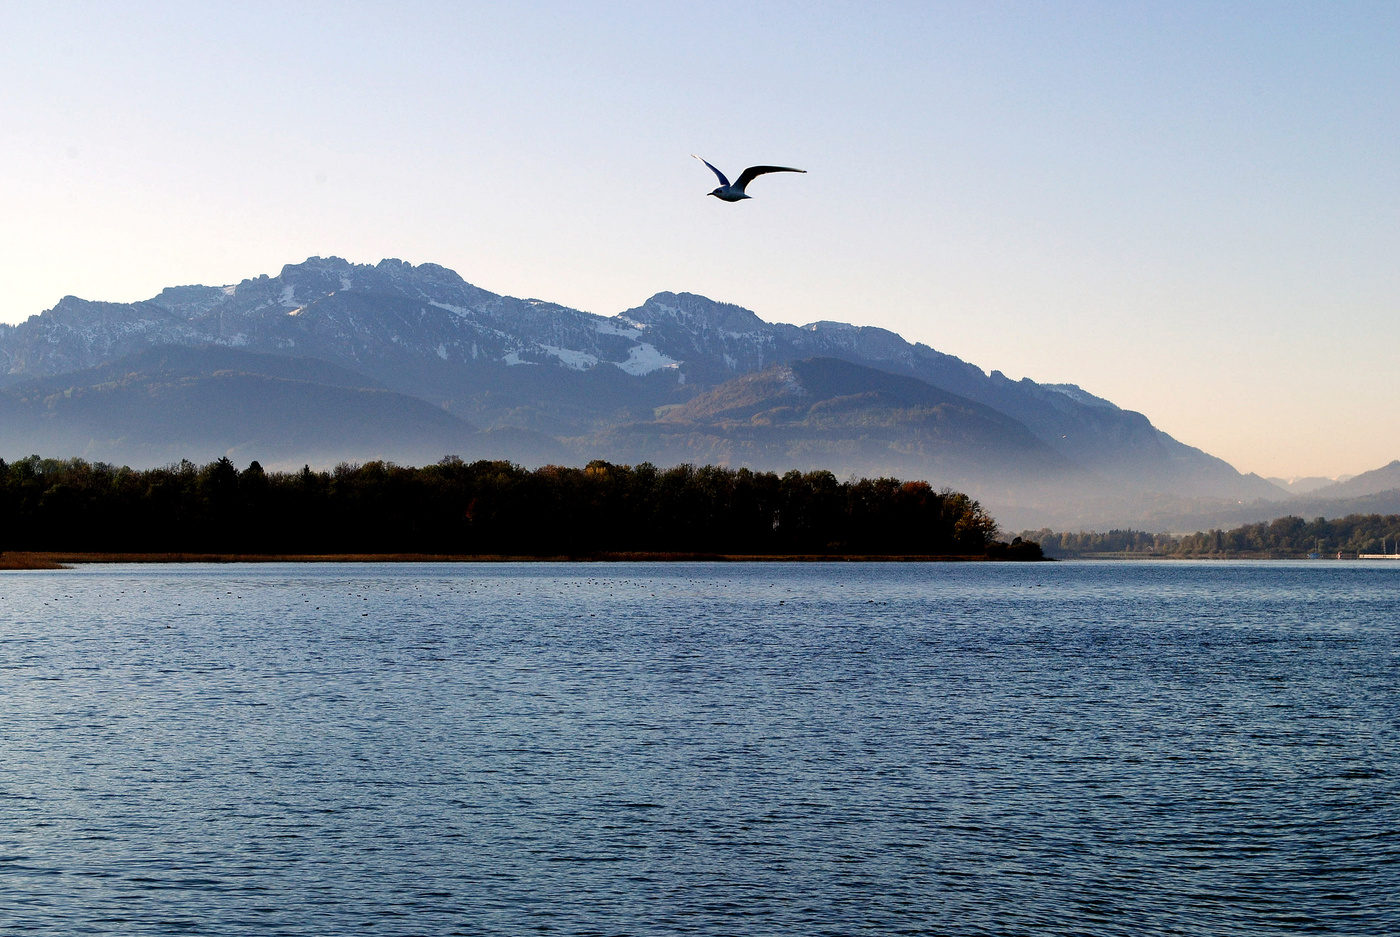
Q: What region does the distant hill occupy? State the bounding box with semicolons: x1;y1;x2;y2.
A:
0;256;1286;527
1303;460;1400;500
1266;475;1344;495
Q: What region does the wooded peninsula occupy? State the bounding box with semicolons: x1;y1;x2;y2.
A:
0;455;1042;561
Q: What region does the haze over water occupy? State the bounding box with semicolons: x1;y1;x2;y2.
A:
3;561;1397;934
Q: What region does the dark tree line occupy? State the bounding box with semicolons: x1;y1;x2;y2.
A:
0;455;1035;557
1024;514;1400;558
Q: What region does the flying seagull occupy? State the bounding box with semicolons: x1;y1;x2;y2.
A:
693;155;805;202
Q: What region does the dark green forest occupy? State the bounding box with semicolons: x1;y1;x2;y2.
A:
0;455;1036;558
1025;514;1400;558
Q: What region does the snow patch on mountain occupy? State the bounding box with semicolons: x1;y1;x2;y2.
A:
596;319;642;339
615;343;678;376
540;345;599;371
781;367;805;396
430;301;471;317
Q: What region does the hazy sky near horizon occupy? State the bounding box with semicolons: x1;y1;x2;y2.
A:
2;2;1397;478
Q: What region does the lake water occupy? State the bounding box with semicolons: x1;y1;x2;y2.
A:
1;561;1396;935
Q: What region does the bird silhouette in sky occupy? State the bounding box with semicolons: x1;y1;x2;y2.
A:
693;155;805;202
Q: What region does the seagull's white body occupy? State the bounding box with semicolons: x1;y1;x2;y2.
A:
693;155;805;201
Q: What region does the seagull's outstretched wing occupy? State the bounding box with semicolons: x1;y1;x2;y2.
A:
692;155;730;187
734;165;805;192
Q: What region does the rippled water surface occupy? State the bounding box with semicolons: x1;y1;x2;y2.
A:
2;561;1397;935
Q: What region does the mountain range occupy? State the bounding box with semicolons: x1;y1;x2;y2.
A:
0;256;1385;530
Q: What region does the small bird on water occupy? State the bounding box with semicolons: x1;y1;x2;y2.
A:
693;155;805;202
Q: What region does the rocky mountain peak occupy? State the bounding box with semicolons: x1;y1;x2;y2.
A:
626;292;767;335
148;285;229;318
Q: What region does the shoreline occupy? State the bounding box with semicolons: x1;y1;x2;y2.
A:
1;551;1036;569
1051;553;1376;561
5;552;1386;569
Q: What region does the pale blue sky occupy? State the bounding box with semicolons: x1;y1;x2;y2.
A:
2;2;1397;477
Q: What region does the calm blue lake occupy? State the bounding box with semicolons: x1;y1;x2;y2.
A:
2;561;1396;935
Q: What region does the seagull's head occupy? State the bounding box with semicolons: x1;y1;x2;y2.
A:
708;188;723;198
